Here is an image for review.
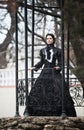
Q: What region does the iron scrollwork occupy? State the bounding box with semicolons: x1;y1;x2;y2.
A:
18;80;26;106
70;84;84;107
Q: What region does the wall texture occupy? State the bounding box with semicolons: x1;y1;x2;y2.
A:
0;116;84;130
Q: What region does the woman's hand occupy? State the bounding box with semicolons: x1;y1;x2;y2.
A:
29;67;35;70
54;66;60;70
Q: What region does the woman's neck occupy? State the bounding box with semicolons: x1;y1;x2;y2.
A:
47;44;54;48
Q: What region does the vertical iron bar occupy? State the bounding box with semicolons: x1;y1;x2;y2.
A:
24;0;29;116
31;0;35;86
61;0;67;117
66;23;70;87
15;4;20;117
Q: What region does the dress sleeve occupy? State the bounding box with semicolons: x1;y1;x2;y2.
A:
57;48;62;69
34;49;44;71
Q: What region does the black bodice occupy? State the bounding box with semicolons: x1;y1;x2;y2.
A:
34;45;61;71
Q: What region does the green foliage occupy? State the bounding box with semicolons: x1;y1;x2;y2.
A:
73;66;84;87
64;0;84;86
73;66;84;78
64;0;84;30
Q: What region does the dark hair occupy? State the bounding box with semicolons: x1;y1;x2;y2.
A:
46;33;55;44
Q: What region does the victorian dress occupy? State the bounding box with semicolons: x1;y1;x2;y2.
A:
28;44;76;116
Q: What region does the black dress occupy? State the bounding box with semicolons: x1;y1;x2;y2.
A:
28;44;76;116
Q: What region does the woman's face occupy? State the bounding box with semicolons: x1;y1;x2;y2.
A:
46;35;54;45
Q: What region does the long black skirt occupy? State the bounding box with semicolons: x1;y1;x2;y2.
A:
28;69;76;116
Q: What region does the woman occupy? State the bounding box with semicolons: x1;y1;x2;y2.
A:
28;33;76;116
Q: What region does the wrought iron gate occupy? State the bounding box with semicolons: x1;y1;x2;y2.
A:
15;0;84;117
